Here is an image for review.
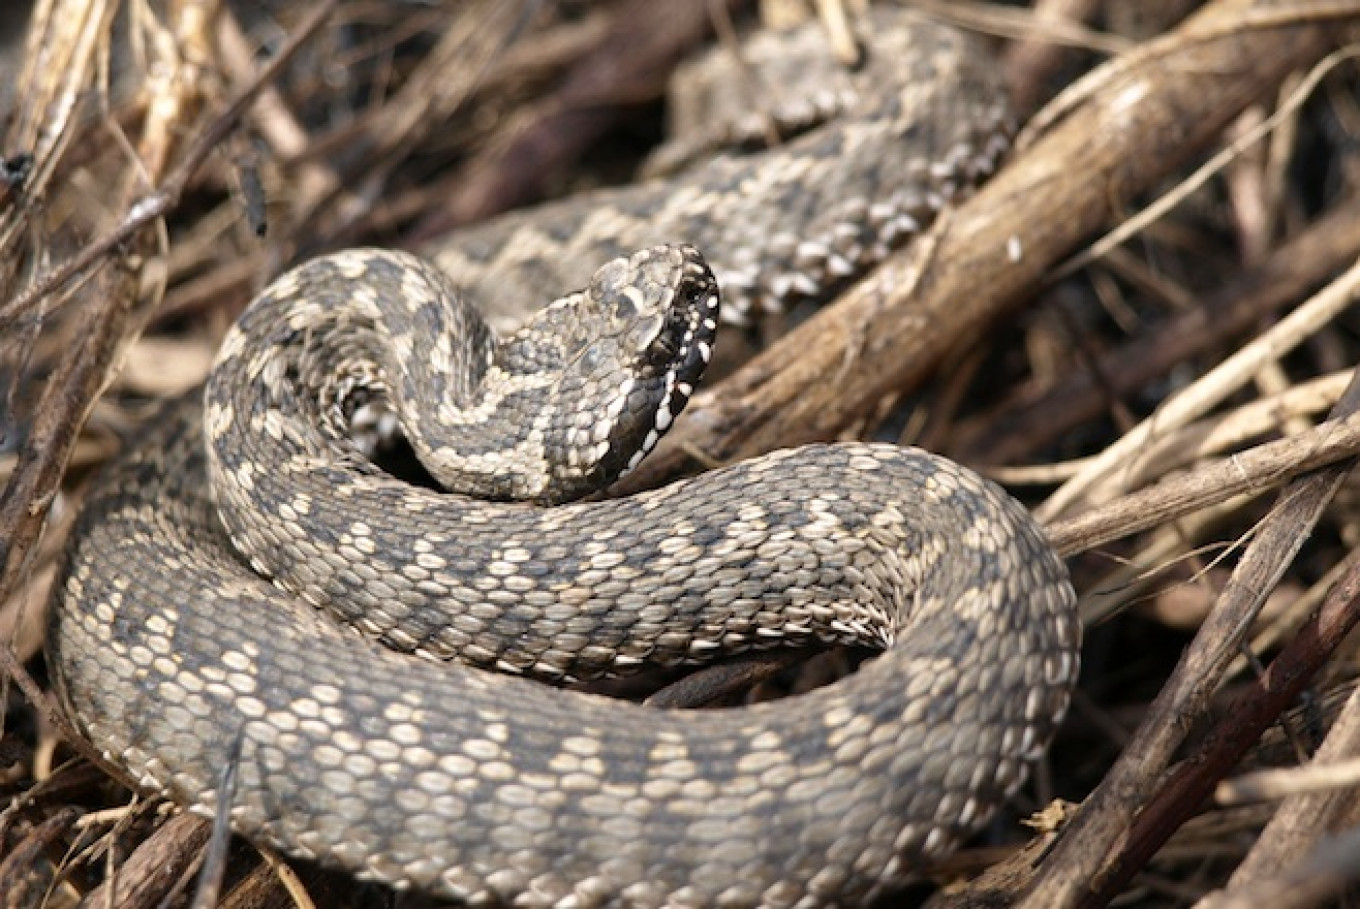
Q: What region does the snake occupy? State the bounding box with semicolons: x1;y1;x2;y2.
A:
46;8;1081;908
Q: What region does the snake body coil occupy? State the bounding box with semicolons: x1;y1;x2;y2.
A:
427;7;1012;330
48;10;1080;908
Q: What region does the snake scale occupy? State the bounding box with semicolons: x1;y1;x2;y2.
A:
47;8;1081;908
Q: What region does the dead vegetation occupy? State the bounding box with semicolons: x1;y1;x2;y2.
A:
5;0;1360;906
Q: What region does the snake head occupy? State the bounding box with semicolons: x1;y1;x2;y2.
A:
591;243;719;377
580;244;719;484
500;243;719;502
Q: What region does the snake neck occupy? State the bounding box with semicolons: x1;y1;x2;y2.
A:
207;246;719;511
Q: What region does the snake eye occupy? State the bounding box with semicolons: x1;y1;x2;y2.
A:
611;291;638;322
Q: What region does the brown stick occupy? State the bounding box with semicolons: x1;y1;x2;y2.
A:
78;812;213;909
1043;407;1360;557
951;191;1360;466
408;0;747;242
1204;688;1360;897
616;0;1348;494
0;1;337;334
1002;0;1106;115
1195;824;1360;909
1019;365;1360;907
0;806;81;908
1069;519;1360;908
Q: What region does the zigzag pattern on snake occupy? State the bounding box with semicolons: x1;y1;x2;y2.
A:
47;8;1081;908
427;6;1012;331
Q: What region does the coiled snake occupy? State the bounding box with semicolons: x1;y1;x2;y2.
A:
47;9;1081;908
